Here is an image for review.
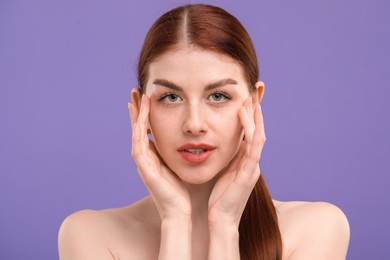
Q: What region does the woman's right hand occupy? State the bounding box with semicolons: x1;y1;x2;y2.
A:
128;94;191;221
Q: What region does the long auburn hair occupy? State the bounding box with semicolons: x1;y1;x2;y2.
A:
137;4;282;260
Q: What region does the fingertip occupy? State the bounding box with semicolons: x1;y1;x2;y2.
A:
142;93;150;103
140;95;151;112
145;96;151;109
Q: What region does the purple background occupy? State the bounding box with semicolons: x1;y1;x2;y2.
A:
1;0;389;259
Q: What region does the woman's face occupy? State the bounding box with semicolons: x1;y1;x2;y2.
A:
144;46;253;185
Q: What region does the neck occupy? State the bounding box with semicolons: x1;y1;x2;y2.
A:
184;176;218;221
184;180;216;259
143;177;218;259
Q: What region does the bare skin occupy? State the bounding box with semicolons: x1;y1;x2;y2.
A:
58;47;350;259
58;198;350;259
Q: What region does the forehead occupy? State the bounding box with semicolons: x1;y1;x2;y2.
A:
147;46;247;89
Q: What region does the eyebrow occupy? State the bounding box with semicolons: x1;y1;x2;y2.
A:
152;78;238;91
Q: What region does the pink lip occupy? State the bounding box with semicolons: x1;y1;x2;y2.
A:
177;143;216;164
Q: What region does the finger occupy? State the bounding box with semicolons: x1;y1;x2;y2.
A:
129;103;141;156
131;121;141;156
239;105;265;180
239;98;255;154
131;92;140;122
130;95;149;157
132;123;159;184
223;141;246;179
255;105;265;136
234;105;264;187
148;139;166;166
247;96;254;122
246;96;256;141
130;97;146;157
249;104;266;162
137;95;151;149
130;100;146;158
128;102;137;129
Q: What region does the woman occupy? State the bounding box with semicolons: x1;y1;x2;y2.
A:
58;4;350;260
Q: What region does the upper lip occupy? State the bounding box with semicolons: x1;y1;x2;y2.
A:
177;143;216;151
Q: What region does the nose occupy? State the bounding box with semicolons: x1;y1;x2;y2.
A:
182;102;208;135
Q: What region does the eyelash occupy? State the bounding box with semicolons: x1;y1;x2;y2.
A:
158;93;182;103
157;91;232;104
208;91;232;103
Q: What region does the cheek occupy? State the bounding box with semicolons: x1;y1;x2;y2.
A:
148;106;178;147
211;106;243;140
209;109;243;167
149;109;165;136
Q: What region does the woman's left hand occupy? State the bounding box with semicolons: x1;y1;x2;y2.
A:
208;97;266;229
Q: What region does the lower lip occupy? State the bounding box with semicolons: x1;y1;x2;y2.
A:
179;150;214;164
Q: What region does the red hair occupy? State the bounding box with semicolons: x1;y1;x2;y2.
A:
137;4;282;259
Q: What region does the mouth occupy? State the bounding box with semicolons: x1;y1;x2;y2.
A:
177;144;216;163
184;148;207;154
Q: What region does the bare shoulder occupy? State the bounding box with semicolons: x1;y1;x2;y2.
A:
58;198;160;260
274;200;350;260
58;209;119;259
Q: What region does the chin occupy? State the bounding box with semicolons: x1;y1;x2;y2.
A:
172;166;223;186
182;177;215;185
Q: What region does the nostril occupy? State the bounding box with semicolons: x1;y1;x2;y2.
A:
182;105;208;135
183;118;207;135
